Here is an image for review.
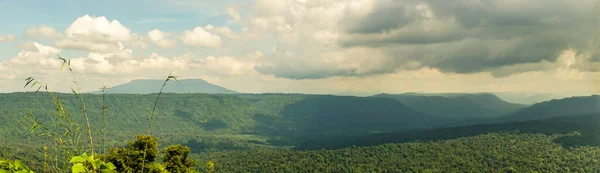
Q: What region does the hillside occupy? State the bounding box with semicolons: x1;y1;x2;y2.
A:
255;95;440;143
1;93;599;172
374;93;524;119
0;93;439;146
493;92;592;105
295;113;600;150
502;95;600;121
202;132;600;172
95;79;238;94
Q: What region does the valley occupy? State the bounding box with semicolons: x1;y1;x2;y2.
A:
1;91;599;172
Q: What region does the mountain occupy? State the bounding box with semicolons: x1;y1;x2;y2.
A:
254;95;441;142
211;114;600;172
295;112;600;150
96;79;238;94
374;93;525;119
0;93;441;146
502;95;600;121
493;92;592;105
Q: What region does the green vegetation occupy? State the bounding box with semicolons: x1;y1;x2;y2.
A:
295;113;600;150
202;132;600;172
1;57;201;172
374;93;525;118
1;57;599;172
500;95;600;121
0;158;34;173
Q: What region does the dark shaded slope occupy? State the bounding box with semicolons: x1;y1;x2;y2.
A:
296;113;600;150
1;93;440;146
255;95;440;141
502;95;600;121
461;93;526;113
374;93;524;118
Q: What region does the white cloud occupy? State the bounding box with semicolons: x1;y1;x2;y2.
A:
0;34;16;42
66;14;132;42
225;7;241;21
313;30;339;46
55;39;120;53
26;26;63;39
54;15;148;53
210;26;238;39
0;42;62;79
195;52;262;76
180;26;221;47
147;29;177;48
1;1;598;95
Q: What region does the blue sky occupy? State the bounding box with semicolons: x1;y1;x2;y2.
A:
0;0;598;95
0;0;250;60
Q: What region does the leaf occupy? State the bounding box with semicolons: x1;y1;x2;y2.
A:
101;170;117;173
168;75;179;82
71;87;78;95
24;78;33;88
104;162;116;170
72;163;87;173
70;155;87;163
13;160;22;169
90;160;100;170
58;56;72;71
30;122;38;133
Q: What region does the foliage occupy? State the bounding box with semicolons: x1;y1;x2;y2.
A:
162;145;197;173
500;95;600;121
205;161;214;173
374;93;525;118
201;133;600;172
69;153;116;173
0;159;34;173
102;136;198;173
3;56;199;172
2;58;600;172
295;113;600;150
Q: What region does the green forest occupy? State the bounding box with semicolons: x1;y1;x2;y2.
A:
0;63;598;172
202;132;600;172
1;88;599;172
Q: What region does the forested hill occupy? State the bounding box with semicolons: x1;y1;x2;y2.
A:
205;132;600;172
2;92;599;172
374;93;524;118
0;92;439;143
93;79;238;94
295;113;600;150
501;95;600;121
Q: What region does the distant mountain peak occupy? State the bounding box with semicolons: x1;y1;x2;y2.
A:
94;78;239;94
503;95;600;121
374;92;525;119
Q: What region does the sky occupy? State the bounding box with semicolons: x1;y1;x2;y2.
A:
0;0;599;95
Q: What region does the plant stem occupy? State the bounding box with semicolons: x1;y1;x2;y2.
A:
71;73;94;157
101;86;108;156
141;74;177;173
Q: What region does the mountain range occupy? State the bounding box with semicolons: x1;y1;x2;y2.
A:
373;93;525;119
94;79;238;94
2;91;599;171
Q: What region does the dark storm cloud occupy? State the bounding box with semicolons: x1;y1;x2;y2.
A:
345;2;416;34
338;0;600;77
254;51;358;79
255;63;358;79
